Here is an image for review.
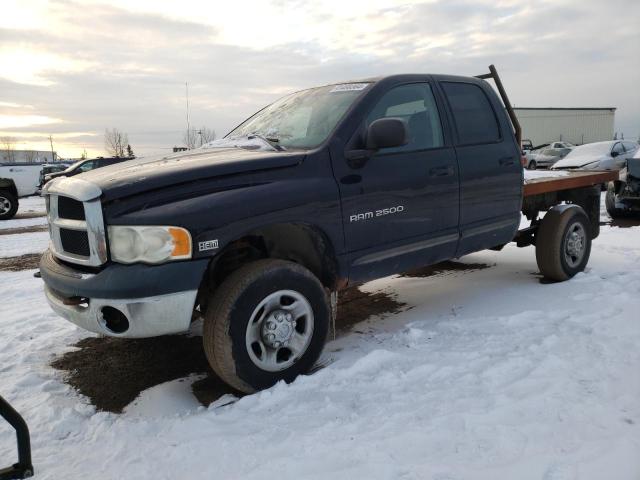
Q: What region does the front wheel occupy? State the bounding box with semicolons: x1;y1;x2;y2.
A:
535;206;591;282
203;259;329;393
528;160;537;170
0;190;18;220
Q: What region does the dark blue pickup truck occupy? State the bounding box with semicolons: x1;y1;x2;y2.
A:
40;66;609;393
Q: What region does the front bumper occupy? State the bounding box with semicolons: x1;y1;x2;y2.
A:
40;250;209;338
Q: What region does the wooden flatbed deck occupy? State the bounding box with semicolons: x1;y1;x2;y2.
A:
523;170;618;197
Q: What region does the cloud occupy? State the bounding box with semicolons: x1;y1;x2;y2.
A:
0;0;638;158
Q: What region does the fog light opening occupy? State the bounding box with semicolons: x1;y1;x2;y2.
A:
100;306;130;334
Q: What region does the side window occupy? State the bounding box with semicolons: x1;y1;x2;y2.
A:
366;83;444;153
442;82;501;145
78;161;95;172
612;143;624;155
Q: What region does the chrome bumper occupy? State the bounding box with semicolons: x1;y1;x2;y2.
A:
44;285;197;338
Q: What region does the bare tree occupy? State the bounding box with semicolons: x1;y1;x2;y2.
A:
104;128;129;157
183;126;216;149
183;128;198;149
24;150;37;163
1;136;17;162
198;127;216;145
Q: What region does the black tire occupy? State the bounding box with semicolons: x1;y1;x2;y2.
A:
203;259;329;393
0;190;18;220
535;206;591;282
605;183;627;219
528;160;537;170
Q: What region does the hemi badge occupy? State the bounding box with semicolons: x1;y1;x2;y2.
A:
198;239;219;252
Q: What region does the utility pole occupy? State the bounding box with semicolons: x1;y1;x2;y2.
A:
196;129;203;147
48;135;55;162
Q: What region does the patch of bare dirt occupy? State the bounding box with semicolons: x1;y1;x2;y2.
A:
600;217;640;229
0;225;47;236
335;286;406;333
51;335;226;413
13;212;46;220
400;260;492;278
51;286;406;412
0;254;41;271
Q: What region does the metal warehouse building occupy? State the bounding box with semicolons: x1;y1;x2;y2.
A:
514;107;615;147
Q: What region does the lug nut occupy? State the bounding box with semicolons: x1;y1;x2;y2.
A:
267;333;275;341
274;341;281;348
268;323;276;330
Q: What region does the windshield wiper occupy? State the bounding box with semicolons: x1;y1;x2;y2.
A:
247;133;286;151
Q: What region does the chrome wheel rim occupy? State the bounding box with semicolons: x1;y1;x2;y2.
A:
0;196;11;215
564;222;586;268
245;289;314;372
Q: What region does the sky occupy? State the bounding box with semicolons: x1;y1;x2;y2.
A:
0;0;638;158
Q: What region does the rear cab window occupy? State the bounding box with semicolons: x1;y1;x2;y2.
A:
441;82;501;145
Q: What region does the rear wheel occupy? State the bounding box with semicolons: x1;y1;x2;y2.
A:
0;190;18;220
535;206;591;282
605;183;627;218
203;259;329;393
528;160;537;170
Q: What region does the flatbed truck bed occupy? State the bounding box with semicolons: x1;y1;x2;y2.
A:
515;170;618;250
523;170;618;196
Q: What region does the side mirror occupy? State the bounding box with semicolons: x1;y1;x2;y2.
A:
366;117;409;150
611;150;619;158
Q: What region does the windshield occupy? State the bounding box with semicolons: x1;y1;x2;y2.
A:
566;142;611;157
65;160;85;172
225;83;370;149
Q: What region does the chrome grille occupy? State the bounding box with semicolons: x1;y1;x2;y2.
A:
44;177;107;267
58;196;86;220
59;228;91;256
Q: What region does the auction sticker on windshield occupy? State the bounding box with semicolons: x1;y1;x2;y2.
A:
330;83;369;93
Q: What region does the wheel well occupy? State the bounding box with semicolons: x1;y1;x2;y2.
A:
0;178;18;197
197;223;339;312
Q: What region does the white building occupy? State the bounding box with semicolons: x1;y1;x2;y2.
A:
514;107;615;146
0;149;57;163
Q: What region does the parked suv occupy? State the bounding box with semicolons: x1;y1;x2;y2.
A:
43;157;132;184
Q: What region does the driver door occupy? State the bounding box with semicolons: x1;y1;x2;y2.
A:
332;82;459;281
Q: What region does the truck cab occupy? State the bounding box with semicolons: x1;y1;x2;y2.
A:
39;69;544;393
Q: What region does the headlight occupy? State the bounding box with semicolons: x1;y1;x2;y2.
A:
108;226;192;264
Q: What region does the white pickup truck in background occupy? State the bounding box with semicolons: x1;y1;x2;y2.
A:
0;163;45;220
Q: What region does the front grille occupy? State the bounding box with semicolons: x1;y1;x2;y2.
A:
59;228;91;256
58;196;85;220
45;188;106;266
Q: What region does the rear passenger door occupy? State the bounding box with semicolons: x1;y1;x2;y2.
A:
439;80;522;256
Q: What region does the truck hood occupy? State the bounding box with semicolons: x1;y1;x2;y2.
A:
553;154;605;169
77;147;304;201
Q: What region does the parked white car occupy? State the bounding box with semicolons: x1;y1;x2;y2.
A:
525;142;575;169
552;141;638;171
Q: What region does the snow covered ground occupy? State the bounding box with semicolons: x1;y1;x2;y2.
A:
1;198;639;479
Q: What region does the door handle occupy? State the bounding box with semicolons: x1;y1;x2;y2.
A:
499;157;515;166
429;166;454;177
